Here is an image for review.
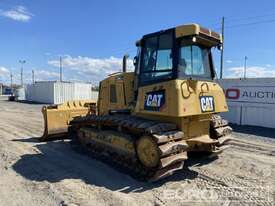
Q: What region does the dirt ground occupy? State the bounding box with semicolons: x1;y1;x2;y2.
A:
0;96;274;206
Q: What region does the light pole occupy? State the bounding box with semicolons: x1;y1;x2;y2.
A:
220;16;225;79
10;73;13;91
244;56;248;79
19;60;26;86
32;70;35;84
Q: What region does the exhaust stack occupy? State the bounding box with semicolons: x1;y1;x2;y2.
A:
123;54;129;73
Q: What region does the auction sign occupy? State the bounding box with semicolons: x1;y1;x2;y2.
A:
223;83;275;105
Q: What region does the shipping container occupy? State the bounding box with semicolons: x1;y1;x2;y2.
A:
26;81;98;104
219;78;275;129
14;87;26;101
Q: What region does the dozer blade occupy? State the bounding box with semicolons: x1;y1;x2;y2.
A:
40;100;96;141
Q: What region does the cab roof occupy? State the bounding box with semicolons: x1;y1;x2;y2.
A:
176;24;221;41
141;23;222;46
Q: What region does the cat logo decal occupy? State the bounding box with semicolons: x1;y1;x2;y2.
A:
200;96;215;112
144;90;165;111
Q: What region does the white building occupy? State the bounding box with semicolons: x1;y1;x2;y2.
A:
219;78;275;129
26;81;98;104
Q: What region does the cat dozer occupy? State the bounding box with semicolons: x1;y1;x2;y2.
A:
41;24;232;181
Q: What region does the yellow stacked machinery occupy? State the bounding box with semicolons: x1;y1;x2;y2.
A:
42;24;232;181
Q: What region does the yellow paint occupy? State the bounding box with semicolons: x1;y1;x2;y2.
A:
135;79;228;117
175;24;222;41
41;100;97;140
98;72;135;115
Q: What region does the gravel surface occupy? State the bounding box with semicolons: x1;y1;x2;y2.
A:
0;96;274;206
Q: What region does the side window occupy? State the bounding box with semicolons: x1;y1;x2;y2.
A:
192;46;204;75
140;32;173;84
180;46;192;75
156;34;173;71
134;47;142;75
142;37;158;72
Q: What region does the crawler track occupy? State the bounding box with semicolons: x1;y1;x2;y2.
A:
210;114;233;146
70;115;188;181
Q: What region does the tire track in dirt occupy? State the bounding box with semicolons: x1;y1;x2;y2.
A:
0;118;43;138
0;113;151;206
229;139;275;156
194;169;273;206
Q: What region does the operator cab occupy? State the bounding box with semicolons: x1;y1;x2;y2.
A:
134;24;222;86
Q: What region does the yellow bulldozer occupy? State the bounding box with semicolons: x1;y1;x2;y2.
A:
41;24;232;181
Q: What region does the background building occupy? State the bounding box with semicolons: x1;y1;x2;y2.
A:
220;78;275;129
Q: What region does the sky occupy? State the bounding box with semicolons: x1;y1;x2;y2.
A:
0;0;275;85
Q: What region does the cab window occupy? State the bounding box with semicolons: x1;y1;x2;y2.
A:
140;31;173;85
178;43;212;79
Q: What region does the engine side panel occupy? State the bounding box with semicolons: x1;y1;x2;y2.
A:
98;72;135;115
